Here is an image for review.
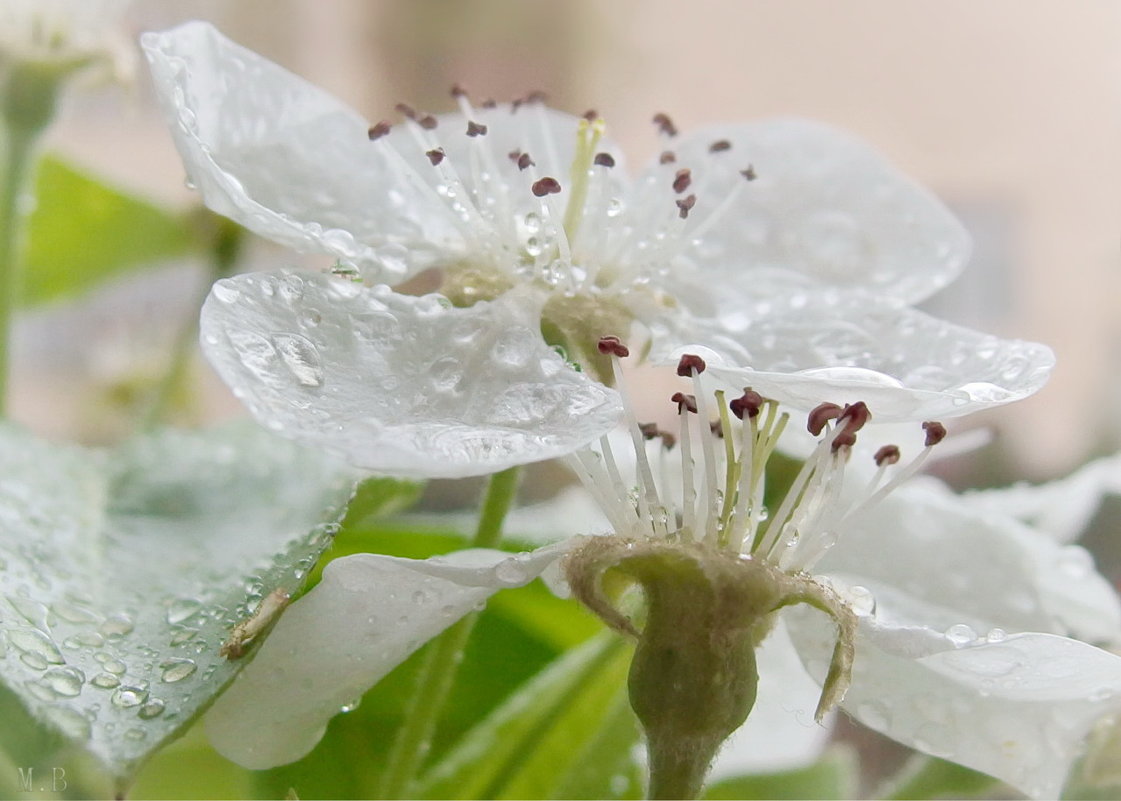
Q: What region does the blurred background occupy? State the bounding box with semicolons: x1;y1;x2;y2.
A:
14;0;1120;480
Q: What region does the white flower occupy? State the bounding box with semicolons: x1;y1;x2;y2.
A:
0;0;133;80
142;20;1053;419
203;348;1121;798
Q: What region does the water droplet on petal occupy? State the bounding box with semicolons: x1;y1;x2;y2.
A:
272;333;324;387
339;698;361;713
8;629;64;664
138;699;167;719
944;624;977;646
111;686;149;708
42;666;85;696
91;673;121;690
166;598;202;625
160;659;197;683
100;615;134;638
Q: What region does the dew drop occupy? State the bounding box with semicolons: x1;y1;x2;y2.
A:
211;282;241;304
138;699;167;719
278;274;305;302
8;596;49;629
99;615;134;638
42;666;85;697
606;198;624;217
124;727;147;741
272;333;324;387
494;559;527;586
944;624;977;645
160;659;197;683
170;629;198;646
339;698;361;713
846;585;876;617
111;686;149;708
91;673;121;690
166;598;202;625
985;627;1007;643
8;628;65;664
523;211;542;233
101;658;127;675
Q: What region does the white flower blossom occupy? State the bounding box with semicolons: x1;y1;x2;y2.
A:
204;348;1121;798
143;21;1053;420
0;0;133;80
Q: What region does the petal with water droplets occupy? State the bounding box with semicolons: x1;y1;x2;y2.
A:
200;270;623;478
204;544;572;769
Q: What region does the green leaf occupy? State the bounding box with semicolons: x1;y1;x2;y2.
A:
20;156;199;306
880;755;1000;800
702;747;858;800
0;421;358;786
415;632;634;800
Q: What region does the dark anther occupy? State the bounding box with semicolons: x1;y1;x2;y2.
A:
594;152;616;167
481;98;497;109
922;421;947;447
741;165;757;181
639;422;660;440
730;389;764;420
526;90;549;103
676;353;706;376
874;444;901;466
532;177;562;196
832;431;857;451
466;121;488;137
807;402;844;435
517;152;535;171
597;335;630;358
583;109;599;121
450;83;468;98
838;401;872;434
709;139;732;153
659;151;677;164
676;194;697;219
418;115;438;130
710;420;725;439
671;392;698;414
426;148;445;166
367;121;392;140
672;168;692;194
653;112;678;136
394;102;417;119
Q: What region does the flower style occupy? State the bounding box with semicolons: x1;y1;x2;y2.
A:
142;21;1053;422
203;345;1121;799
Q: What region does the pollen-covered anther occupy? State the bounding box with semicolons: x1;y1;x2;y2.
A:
741;165;757;181
709;139;732;153
425;148;445;166
874;444;901;466
675;353;706;376
729;389;764;420
807;402;844;436
594;152;616;167
418;115;438;130
659;151;677;165
508;150;535;170
597;335;630;358
367;121;391;140
832;401;872;452
466;120;488;137
922;421;948;447
394;102;417;119
583;109;599;121
673;168;692;193
532;177;562;197
676;194;697;219
653;112;678;137
671;392;698;414
449;83;468;98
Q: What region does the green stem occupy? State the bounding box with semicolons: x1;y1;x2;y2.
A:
140;216;244;429
0;74;55;416
377;466;521;799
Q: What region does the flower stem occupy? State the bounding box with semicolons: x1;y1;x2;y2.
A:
0;66;59;416
377;466;520;799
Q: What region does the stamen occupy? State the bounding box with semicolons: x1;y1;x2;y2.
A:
653;112;678;137
466;120;488;137
922;421;947;446
874;445;901;466
394;102;416;119
808;402;844;436
843;420;948;526
426;148;445;165
740;165;757;181
418;115;438;130
729;389;764;420
532;177;562;196
671;392;697;414
583;109;599;121
675;353;706;376
659;151;677;164
597;335;629;358
449;83;468;98
367;121;392;140
481;98;497;109
675;194;697;219
672;168;692;194
709;139;732;152
594;152;616;167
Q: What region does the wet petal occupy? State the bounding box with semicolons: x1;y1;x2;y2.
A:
204;544;570;769
200;271;622;478
960;453;1121;544
141;21;464;278
788;611;1121;799
653;118;969;304
660;290;1053;421
818;480;1121;643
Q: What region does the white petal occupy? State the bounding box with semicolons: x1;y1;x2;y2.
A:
788;611;1121;799
200;271;622;478
655;118;969;304
710;620;833;778
960;453;1121;544
205;544;571;769
141;22;464;277
818;482;1121;643
660;290;1053;421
